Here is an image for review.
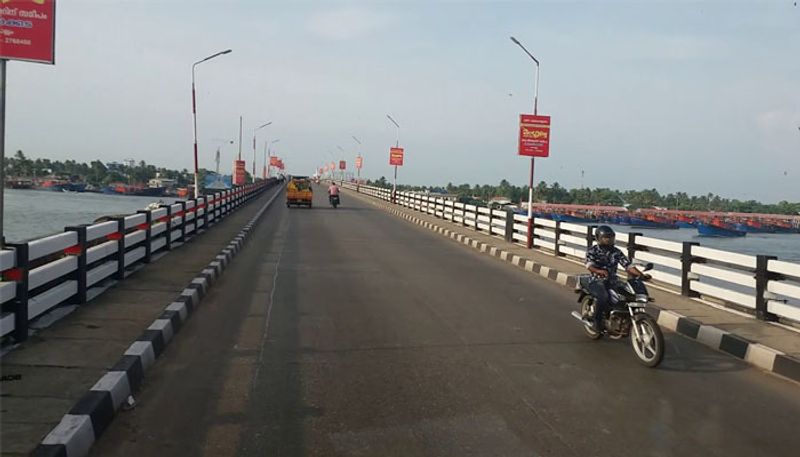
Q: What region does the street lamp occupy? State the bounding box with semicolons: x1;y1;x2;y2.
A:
336;145;346;184
252;121;272;182
352;135;362;190
192;49;232;198
265;138;279;178
386;114;400;202
510;36;540;248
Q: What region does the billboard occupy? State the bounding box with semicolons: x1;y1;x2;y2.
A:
270;156;279;166
339;160;346;170
355;156;363;169
0;0;56;64
518;114;551;157
233;160;247;185
389;147;404;166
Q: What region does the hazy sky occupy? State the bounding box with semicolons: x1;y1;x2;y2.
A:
5;0;799;202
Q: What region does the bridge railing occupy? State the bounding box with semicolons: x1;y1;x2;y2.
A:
343;182;800;325
0;179;281;344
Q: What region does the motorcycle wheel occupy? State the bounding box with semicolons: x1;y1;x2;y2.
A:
631;315;664;368
580;296;602;340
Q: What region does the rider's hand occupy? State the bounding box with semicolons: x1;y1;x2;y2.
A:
595;269;609;278
641;274;652;281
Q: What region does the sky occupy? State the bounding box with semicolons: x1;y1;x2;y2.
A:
4;0;799;202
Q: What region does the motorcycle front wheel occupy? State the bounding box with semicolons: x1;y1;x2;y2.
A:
631;315;664;367
580;296;602;340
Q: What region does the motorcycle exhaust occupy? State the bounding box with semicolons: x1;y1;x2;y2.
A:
571;311;590;325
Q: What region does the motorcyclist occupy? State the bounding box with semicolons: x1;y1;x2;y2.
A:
584;225;651;332
328;182;340;203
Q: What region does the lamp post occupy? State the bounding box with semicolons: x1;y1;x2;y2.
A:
192;49;232;198
352;135;362;190
386;114;400;202
336;145;346;184
265;139;279;178
510;36;540;248
252;121;271;182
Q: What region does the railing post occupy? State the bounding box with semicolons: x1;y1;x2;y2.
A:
755;255;778;321
6;243;30;343
504;209;515;242
200;196;209;232
179;201;187;242
65;225;88;304
486;206;492;233
114;217;126;280
627;232;643;261
137;210;153;263
554;221;564;256
160;203;173;251
681;241;700;297
585;224;598;251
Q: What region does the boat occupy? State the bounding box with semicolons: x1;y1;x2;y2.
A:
550;213;598;223
5;178;34;189
102;183;166;197
733;220;775;234
696;220;746;237
676;221;695;229
629;216;679;229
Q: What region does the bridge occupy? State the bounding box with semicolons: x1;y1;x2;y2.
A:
2;183;800;457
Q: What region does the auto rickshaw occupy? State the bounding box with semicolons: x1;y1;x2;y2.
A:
286;176;313;208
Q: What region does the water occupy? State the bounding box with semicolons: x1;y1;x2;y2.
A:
600;224;800;262
3;189;178;243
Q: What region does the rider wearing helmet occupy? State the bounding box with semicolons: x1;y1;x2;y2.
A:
584;225;651;332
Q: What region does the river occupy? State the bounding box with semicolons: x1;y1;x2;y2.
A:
2;189;799;262
3;189;177;243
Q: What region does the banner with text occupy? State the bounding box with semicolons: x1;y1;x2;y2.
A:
355;156;363;169
233;160;247;185
389;147;404;166
518;114;551;157
0;0;56;64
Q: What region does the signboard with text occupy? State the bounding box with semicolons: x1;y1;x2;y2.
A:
0;0;56;64
355;156;363;169
233;160;247;185
270;156;279;166
339;160;346;170
389;147;404;166
518;114;551;157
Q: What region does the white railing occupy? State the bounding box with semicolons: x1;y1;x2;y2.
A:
0;179;282;343
343;182;800;325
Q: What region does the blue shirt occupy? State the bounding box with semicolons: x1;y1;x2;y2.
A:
586;245;631;278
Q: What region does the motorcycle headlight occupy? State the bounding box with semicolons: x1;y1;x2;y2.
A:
636;294;648;303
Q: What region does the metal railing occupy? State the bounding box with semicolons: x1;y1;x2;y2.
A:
0;179;281;343
345;182;800;325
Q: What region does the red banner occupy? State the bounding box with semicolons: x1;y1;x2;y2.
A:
269;156;279;166
518;114;551;157
277;160;284;170
233;160;247;185
339;160;346;170
330;162;335;171
355;156;363;169
0;0;56;64
389;147;404;166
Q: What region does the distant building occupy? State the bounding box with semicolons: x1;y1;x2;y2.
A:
149;178;177;189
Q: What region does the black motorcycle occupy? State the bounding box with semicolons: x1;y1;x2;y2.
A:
329;194;340;208
571;263;665;367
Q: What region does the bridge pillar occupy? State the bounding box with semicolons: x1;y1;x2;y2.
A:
65;225;88;304
681;241;700;297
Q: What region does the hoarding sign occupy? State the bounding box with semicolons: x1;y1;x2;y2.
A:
389;147;404;166
339;160;346;170
0;0;57;64
233;159;247;185
518;114;551;157
270;156;279;166
355;156;363;169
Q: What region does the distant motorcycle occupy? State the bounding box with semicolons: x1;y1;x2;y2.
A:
329;194;340;209
571;263;665;367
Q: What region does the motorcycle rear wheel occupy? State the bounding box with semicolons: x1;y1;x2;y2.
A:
631;315;664;367
580;296;602;340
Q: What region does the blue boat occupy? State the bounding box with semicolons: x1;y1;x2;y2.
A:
697;222;746;237
629;216;679;229
676;221;695;229
733;223;775;234
550;213;598;223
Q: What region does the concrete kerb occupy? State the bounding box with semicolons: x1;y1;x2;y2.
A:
349;189;800;385
32;186;285;457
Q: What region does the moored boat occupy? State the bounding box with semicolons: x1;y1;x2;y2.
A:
697;220;746;237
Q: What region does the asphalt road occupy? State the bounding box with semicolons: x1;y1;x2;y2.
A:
90;185;800;457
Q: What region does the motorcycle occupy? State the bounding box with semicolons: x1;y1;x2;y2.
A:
329;194;340;209
571;263;665;367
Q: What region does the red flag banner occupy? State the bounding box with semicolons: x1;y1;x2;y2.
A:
355;156;363;169
0;0;56;64
518;114;551;157
389;147;404;166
